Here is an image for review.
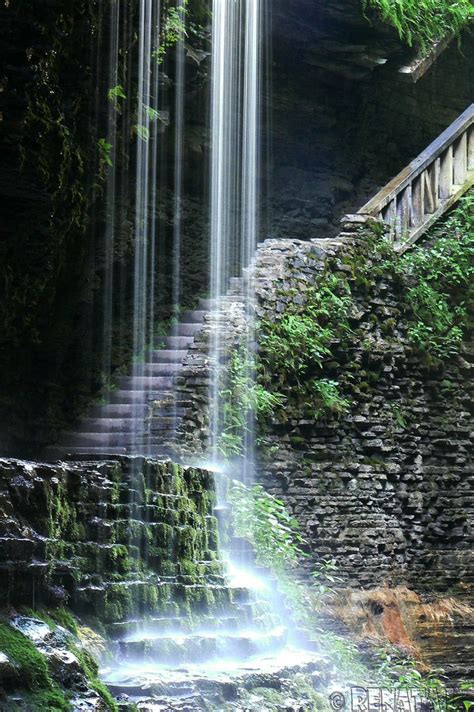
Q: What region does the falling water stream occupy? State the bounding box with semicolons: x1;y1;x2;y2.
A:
97;0;318;702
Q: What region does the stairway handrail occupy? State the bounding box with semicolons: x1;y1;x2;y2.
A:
359;103;474;217
351;103;474;251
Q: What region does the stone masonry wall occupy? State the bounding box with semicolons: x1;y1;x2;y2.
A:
177;227;473;594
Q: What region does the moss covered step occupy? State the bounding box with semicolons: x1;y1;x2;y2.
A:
115;625;288;664
107;612;250;639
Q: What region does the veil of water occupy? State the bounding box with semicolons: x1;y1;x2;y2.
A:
209;0;261;487
102;0;120;392
89;0;319;698
131;0;161;456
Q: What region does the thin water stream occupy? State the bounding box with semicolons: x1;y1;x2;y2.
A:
98;0;318;701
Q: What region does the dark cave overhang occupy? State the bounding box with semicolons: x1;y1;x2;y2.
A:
270;0;466;83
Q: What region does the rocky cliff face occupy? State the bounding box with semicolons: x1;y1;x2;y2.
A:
268;30;474;242
0;457;224;627
251;233;473;595
177;225;473;595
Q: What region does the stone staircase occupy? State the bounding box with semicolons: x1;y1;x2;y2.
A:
45;279;246;461
43;301;211;459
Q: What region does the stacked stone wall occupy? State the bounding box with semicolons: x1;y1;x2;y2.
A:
177;229;473;593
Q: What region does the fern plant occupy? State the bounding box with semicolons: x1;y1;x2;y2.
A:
363;0;473;51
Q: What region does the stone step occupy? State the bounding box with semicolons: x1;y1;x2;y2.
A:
146;349;188;364
159;336;194;349
149;417;176;432
174;323;203;337
90;403;187;420
89;403;150;418
118;376;174;390
140;363;183;377
116;626;287;664
108;613;242;639
58;431;148;447
178;310;208;324
109;390;162;404
50;446;129;457
102;648;329;703
78;418;151;434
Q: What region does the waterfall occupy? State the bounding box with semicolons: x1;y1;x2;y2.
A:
94;1;321;699
171;0;186;439
101;0;120;393
209;0;261;486
131;0;161;456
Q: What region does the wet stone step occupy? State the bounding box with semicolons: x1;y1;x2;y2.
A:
118;376;174;390
47;446;129;457
158;336;194;349
78;418;150;433
89;403;150;418
174;323;203;337
108;613;243;639
57;432;149;447
146;349;188;363
116;626;288;664
109;390;165;404
178;310;207;323
139;363;183;377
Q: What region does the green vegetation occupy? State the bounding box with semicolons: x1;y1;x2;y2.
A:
258;271;353;424
228;479;367;678
363;0;473;51
0;621;70;711
398;192;474;360
228;481;474;698
375;648;474;712
153;0;188;64
256;195;473;428
68;643;118;711
217;348;285;458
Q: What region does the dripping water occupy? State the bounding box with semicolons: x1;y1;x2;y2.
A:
131;0;161;456
171;0;186;439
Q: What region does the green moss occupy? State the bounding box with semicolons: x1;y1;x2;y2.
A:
51;608;78;635
68;643;118;711
0;621;70;710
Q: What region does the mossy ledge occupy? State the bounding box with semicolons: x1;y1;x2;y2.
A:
0;456;229;709
0;457;223;626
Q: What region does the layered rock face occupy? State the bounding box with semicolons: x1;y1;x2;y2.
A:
252;234;473;594
0;457;227;629
177;229;473;595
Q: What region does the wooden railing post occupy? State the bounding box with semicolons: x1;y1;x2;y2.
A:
355;104;474;252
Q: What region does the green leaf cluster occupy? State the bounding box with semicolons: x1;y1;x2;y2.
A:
217;348;285;458
399;192;474;360
258;274;353;421
363;0;473;51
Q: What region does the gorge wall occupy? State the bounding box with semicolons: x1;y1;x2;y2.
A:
2;1;474;457
0;457;224;628
177;223;473;597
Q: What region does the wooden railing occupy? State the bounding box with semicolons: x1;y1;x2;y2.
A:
356;103;474;252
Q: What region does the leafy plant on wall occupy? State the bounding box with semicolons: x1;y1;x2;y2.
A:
362;0;473;52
